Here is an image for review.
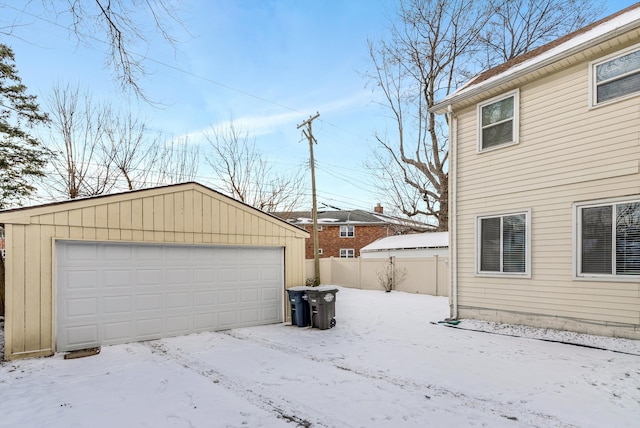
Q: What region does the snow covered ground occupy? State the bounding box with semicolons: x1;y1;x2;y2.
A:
1;287;639;427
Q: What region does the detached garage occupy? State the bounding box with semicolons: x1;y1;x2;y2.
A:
0;182;309;360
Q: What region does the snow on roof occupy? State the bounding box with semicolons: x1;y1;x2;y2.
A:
432;4;640;112
361;231;449;252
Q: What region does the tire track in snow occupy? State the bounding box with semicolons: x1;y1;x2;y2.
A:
143;340;352;428
222;330;578;428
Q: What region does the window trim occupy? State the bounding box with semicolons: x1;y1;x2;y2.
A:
339;248;355;258
589;43;640;108
475;209;531;278
340;225;354;238
573;196;640;282
477;89;520;153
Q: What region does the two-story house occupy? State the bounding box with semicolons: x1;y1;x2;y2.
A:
431;4;640;339
275;204;432;259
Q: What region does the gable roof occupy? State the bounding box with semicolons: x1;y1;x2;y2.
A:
431;3;640;113
274;209;434;231
361;232;449;252
0;182;307;234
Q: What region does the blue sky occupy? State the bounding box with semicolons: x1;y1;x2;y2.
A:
1;0;636;212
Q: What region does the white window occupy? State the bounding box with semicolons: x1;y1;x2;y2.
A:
340;248;355;258
318;248;323;255
477;210;530;276
575;197;640;279
317;225;323;231
340;225;354;238
477;90;519;151
591;44;640;106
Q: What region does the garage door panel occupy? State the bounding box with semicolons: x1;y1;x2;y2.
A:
104;270;132;287
56;242;284;351
166;292;191;309
62;271;99;291
262;287;279;301
137;269;163;286
104;245;132;260
194;313;216;330
103;295;132;315
136;293;164;311
194;290;217;306
103;321;132;342
65;324;98;348
66;297;99;318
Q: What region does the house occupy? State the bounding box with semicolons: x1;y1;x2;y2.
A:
431;5;640;339
0;182;308;360
275;204;432;259
360;231;448;259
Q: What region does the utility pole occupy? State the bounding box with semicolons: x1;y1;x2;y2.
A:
297;112;321;286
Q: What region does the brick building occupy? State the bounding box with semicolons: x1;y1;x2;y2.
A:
274;205;432;259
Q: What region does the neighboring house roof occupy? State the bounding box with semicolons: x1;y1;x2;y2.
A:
361;232;448;252
431;3;640;113
274;209;434;230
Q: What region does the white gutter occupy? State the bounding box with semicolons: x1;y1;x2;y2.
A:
447;105;458;320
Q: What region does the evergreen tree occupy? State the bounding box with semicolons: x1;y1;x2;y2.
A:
0;43;49;209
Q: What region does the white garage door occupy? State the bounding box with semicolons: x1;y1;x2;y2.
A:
56;241;284;352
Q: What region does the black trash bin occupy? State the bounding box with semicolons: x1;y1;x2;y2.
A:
306;287;338;330
287;287;310;327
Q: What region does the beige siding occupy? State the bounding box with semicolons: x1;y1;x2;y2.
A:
0;183;308;360
453;42;640;338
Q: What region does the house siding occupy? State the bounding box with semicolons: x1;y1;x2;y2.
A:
453;38;640;338
1;183;308;360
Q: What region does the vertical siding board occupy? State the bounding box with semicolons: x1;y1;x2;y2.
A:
53;212;69;226
202;195;212;233
120;200;132;230
175;192;185;232
193;191;203;233
153;196;164;231
219;202;228;234
95;205;108;229
183;191;193;232
108;203;120;229
142;197;154;231
24;225;42;351
68;209;82;227
10;225;26;353
164;193;175;232
131;199;143;230
40;226;55;351
82;207;95;228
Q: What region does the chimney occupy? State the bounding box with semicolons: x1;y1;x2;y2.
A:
374;203;383;214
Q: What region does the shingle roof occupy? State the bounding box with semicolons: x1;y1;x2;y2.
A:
431;3;640;113
273;209;433;230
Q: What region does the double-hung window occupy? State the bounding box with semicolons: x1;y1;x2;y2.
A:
591;44;640;106
478;90;519;151
340;225;354;238
576;198;640;279
340;248;355;258
477;211;530;276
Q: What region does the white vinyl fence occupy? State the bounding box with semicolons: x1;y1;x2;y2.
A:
304;256;449;297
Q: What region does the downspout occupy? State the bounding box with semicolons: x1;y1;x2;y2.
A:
447;104;459;320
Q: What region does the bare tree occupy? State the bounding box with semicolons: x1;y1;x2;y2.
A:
204;120;306;213
45;84;199;199
45;83;116;199
477;0;603;68
2;0;185;99
368;0;603;230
